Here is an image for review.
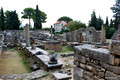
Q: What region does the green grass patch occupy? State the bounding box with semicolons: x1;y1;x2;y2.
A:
17;49;32;73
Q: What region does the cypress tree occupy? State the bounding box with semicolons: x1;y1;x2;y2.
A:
105;16;109;26
34;5;42;29
89;10;98;29
1;7;5;31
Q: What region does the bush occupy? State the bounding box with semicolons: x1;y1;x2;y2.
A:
105;25;116;39
67;21;86;31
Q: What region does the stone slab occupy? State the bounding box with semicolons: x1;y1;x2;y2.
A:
105;71;120;80
74;44;115;65
100;62;120;75
44;61;63;70
26;47;49;55
74;54;86;63
74;67;84;77
53;73;71;80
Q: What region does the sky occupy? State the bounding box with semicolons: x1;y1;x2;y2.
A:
0;0;115;28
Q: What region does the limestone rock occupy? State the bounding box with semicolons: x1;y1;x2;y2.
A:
109;40;120;56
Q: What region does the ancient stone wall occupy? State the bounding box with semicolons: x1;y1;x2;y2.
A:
73;42;120;80
65;27;102;42
44;43;61;51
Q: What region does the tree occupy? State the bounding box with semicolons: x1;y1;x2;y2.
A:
1;7;5;31
57;16;73;23
105;25;116;39
34;5;42;29
21;8;34;27
89;10;98;30
111;0;120;29
67;21;86;31
97;15;104;30
21;7;47;28
105;16;109;26
110;19;114;28
5;10;20;30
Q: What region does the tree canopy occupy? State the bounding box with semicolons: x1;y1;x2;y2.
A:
111;0;120;29
57;16;73;23
89;10;103;30
67;21;86;31
21;7;47;28
1;7;5;31
34;5;42;29
89;10;97;29
5;10;20;30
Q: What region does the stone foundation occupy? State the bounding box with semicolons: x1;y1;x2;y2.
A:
74;43;120;80
44;41;61;51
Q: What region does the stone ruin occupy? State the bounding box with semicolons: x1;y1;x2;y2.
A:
65;26;105;43
0;24;64;80
73;40;120;80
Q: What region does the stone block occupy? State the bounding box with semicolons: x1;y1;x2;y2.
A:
74;67;84;78
74;74;85;80
74;44;115;65
74;54;86;63
82;48;115;65
84;71;94;80
105;71;120;80
79;63;93;71
109;40;120;56
53;73;71;80
100;62;120;75
74;60;80;67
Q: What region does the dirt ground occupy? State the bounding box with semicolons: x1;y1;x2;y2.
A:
0;49;29;75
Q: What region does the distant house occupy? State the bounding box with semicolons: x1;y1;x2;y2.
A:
54;21;67;32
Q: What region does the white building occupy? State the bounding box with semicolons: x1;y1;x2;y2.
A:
54;21;67;32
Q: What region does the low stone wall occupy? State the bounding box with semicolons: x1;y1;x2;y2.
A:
44;42;61;51
73;42;120;80
65;27;102;42
0;70;47;80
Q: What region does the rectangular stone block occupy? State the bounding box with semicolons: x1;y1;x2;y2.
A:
74;74;85;80
84;71;94;80
80;63;93;71
74;54;86;63
74;67;84;78
100;62;120;75
82;48;115;65
105;71;120;80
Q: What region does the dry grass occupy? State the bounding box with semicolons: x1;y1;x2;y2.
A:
0;49;30;75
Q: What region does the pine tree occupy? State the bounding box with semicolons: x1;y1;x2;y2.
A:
97;16;103;30
111;0;120;29
34;5;42;29
110;19;114;28
105;16;109;26
1;7;5;31
89;10;98;29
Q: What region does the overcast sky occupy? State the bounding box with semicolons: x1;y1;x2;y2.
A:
0;0;115;28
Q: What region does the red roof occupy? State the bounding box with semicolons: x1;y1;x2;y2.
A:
54;21;65;24
64;21;73;27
